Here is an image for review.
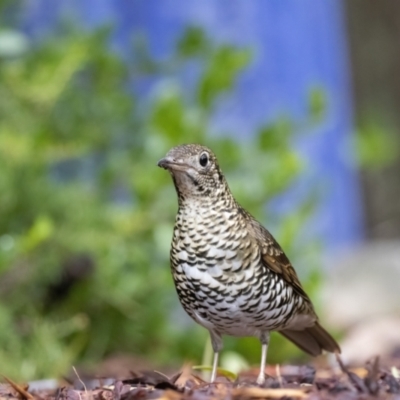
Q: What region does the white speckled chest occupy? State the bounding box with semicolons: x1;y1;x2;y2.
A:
170;200;303;336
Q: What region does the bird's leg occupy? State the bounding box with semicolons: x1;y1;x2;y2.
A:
257;331;270;385
209;330;223;382
210;351;219;382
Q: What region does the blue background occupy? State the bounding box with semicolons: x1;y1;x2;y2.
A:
20;0;363;253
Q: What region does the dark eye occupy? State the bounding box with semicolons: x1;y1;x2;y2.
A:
199;152;209;167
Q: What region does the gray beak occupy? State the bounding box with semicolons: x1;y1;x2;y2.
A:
157;157;173;169
157;156;188;171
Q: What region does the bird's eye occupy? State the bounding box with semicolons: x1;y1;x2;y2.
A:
199;152;209;167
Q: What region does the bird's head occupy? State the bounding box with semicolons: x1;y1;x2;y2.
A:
158;144;229;202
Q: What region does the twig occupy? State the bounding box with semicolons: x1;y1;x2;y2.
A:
275;364;283;388
72;366;89;400
233;387;308;398
335;353;368;393
3;375;35;400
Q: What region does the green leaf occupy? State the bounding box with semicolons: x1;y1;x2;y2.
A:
354;121;399;168
308;85;327;122
198;46;252;109
177;26;209;57
192;365;238;381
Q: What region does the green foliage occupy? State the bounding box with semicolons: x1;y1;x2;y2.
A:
354;118;399;168
0;17;326;380
307;85;327;123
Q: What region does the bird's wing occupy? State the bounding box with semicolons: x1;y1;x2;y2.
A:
241;207;311;302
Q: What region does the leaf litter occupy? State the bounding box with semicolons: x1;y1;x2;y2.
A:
2;356;400;400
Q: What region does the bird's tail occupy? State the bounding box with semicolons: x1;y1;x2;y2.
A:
279;321;340;356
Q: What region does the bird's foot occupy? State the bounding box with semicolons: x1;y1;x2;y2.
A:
256;372;265;385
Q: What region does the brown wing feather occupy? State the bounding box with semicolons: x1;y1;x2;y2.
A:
239;207;341;355
240;206;311;301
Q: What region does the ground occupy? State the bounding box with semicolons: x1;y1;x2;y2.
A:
2;355;400;400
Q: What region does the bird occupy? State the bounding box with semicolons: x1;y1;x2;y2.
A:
157;144;340;385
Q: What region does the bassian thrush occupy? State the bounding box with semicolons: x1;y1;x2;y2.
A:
158;144;340;384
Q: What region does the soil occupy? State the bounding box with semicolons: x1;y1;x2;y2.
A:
2;355;400;400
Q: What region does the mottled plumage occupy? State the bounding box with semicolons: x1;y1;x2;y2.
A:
158;144;340;384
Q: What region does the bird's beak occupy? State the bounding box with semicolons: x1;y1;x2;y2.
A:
157;156;187;171
157;156;174;169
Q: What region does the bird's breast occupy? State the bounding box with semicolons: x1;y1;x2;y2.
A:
170;203;304;334
172;204;257;278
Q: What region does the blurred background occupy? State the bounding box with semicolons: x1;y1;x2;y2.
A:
0;0;399;380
